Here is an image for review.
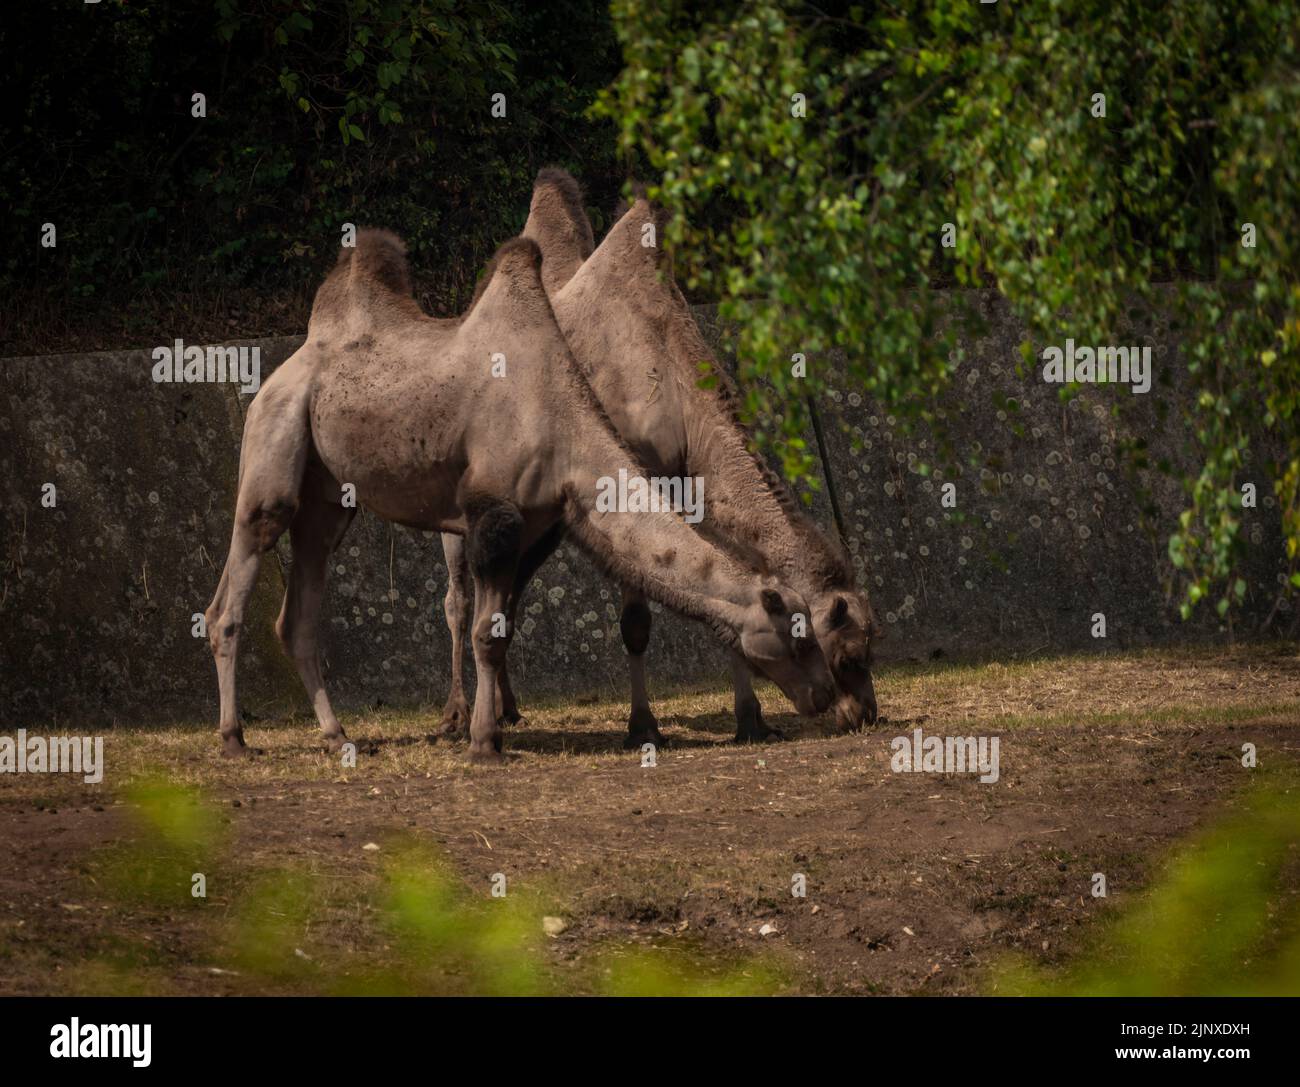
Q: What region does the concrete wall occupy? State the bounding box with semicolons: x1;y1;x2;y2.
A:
1;295;1290;727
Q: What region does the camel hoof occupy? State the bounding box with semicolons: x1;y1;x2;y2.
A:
734;730;785;745
322;734;350;754
624;706;665;750
737;716;787;742
734;716;785;744
623;727;666;750
733;701;783;744
439;696;471;733
834;707;876;734
500;711;527;729
468;746;505;765
438;699;469;739
221;738;261;758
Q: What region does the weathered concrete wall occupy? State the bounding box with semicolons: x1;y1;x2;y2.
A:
1;296;1290;727
798;292;1290;659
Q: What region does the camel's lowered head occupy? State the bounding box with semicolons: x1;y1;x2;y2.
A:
810;590;881;730
736;583;837;717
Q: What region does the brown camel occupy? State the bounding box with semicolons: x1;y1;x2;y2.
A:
205;229;836;760
440;169;879;748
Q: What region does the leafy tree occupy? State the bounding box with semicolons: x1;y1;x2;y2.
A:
597;0;1300;623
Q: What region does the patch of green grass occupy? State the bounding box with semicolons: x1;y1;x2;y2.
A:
991;776;1300;996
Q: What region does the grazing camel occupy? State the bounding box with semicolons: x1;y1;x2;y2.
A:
440;169;880;748
205;229;836;760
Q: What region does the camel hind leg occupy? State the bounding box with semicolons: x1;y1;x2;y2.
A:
206;375;313;755
277;494;355;752
206;499;297;755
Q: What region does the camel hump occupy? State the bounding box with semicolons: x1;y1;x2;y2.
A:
309;227;415;326
611;181;672;235
534;167;586;218
528;166;594;254
466;237;548;315
338;227;412;296
607;188;671;271
492;235;543;275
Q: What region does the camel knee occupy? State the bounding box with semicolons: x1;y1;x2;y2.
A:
620;599;653;656
209;613;240;657
471;617;511;666
443;580;468;627
236;498;298;552
204;600;222;646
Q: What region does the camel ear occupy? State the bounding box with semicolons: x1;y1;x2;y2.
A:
760;588;785;615
828;595;850;629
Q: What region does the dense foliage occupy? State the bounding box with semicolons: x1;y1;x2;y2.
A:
599;0;1300;622
2;0;622;319
6;1;1298;621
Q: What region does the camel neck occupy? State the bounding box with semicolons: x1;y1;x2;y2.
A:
558;428;758;643
668;327;849;597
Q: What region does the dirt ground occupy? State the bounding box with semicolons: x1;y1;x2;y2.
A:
1;644;1298;995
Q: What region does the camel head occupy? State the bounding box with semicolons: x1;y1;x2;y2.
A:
811;590;881;730
737;584;837;717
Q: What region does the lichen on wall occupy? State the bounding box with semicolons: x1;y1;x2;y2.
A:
0;297;1288;727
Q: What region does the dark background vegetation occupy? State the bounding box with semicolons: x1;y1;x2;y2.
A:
1;0;625;355
2;0;1296;618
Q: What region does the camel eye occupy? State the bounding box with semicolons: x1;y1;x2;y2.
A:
839;634;872;671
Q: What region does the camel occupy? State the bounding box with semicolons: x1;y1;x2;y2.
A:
204;229;837;760
439;169;880;748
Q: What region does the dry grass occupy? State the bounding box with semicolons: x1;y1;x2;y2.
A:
2;642;1297;996
8;642;1293;799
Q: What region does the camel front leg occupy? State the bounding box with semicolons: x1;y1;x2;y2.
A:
493;598;524;727
493;523;563;728
620;589;665;749
465;502;525;762
489;561;529;729
438;533;472;737
467;573;516;762
731;651;784;743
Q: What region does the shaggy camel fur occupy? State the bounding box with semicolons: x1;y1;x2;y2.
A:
205;229;836;760
440;169;879;747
